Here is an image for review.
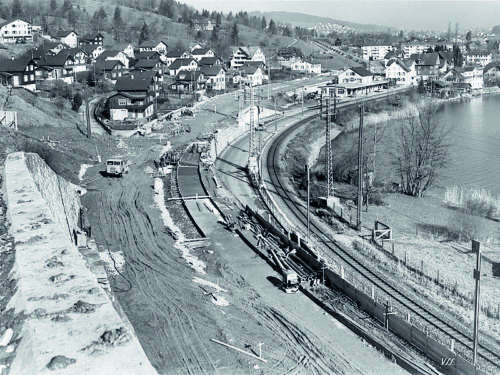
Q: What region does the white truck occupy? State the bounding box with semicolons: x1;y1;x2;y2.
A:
105;159;128;177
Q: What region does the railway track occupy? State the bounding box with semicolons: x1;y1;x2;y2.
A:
264;113;500;371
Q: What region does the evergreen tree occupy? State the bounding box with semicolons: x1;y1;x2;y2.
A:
417;79;426;94
50;0;57;12
268;19;277;34
11;0;22;18
283;25;292;37
215;13;222;27
230;21;239;45
113;6;123;40
261;16;267;30
210;26;218;43
62;0;72;13
139;22;150;45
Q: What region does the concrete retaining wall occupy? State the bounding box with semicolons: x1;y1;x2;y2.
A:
3;152;157;375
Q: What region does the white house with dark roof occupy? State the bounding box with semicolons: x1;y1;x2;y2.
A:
0;57;37;91
233;65;263;87
166;48;190;65
385;58;416;86
168;58;197;76
52;30;78;48
190;47;215;61
138;40;168;55
338;66;376;84
122;44;135;58
0;19;38;43
199;66;226;91
97;50;130;69
230;46;266;69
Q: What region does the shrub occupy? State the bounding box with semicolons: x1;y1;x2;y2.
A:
444;185;498;218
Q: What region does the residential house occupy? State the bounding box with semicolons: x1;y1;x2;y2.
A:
361;45;394;61
134;51;161;61
230;46;266;69
483;62;500;85
190;47;215;61
0;57;37;91
166;48;190;65
97;50;130;68
138;40;168;55
233;65;264;87
79;32;104;47
193;20;213;31
198;56;223;67
52;30;78;48
94;60;126;83
168;58;197;76
122;44;135;59
131;58;165;79
338;66;375;84
412;53;442;81
290;59;322;75
170;70;205;92
465;51;492;67
385;58;416;86
107;75;155;120
58;48;87;72
37;53;76;83
0;19;38;43
199;66;226;91
81;44;105;62
458;66;483;90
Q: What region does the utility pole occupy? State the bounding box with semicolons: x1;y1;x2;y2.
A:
472;240;482;366
325;95;334;198
356;104;364;230
301;87;304;117
84;88;91;139
306;164;310;241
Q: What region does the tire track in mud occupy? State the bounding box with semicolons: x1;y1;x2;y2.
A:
253;305;365;375
94;185;216;375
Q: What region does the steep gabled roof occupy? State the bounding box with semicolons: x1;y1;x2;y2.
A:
386;58;410;72
167;48;187;58
134;51;160;60
168;58;196;70
52;30;77;38
0;57;35;73
96;50;122;61
240;46;261;57
198;56;221;66
239;65;260;75
139;40;167;48
38;53;74;67
115;76;152;92
175;70;204;81
59;47;87;57
199;65;224;77
350;66;373;77
133;58;160;69
483;61;500;72
191;47;212;56
416;53;440;66
95;60;124;72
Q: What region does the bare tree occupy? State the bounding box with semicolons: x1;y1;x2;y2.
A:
394;102;450;197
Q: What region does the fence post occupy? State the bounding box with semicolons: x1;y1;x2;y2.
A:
421;259;424;274
341;265;345;280
406;313;411;322
392;242;395;255
404;251;407;265
371;285;374;299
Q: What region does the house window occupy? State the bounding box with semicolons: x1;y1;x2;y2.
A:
118;99;127;106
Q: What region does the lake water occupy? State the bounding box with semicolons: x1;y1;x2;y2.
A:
438;95;500;195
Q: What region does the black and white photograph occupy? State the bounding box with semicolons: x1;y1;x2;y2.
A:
0;0;499;374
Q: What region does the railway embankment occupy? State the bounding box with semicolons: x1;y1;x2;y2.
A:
2;152;156;375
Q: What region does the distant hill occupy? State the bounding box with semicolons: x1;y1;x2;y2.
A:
249;11;392;33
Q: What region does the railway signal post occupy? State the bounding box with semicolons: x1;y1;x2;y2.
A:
472;240;481;366
356;104;364;231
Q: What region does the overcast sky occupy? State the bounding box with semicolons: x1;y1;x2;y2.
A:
180;0;500;31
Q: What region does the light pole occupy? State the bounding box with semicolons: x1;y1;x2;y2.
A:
472;240;481;366
306;163;310;241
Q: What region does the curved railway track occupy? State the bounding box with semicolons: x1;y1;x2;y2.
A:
264;113;500;371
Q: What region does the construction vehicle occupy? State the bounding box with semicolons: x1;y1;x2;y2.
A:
269;248;300;294
105;159;128;177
